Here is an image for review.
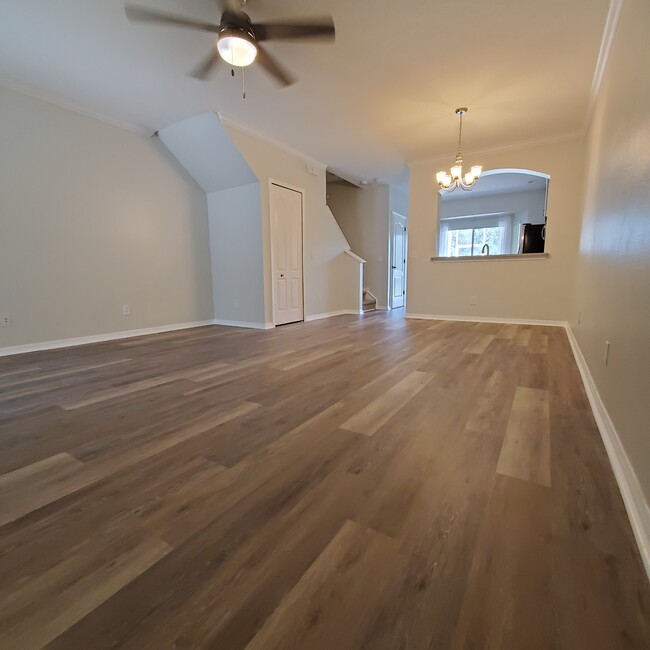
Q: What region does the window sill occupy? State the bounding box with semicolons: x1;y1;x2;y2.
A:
430;252;550;262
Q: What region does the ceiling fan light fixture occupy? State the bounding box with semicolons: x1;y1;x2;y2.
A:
217;28;257;67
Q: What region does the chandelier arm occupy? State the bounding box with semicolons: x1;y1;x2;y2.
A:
458;177;478;190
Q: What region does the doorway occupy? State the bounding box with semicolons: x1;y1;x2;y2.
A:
390;211;407;309
270;182;304;326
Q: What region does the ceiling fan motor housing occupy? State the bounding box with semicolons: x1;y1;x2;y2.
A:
217;11;258;66
220;10;254;36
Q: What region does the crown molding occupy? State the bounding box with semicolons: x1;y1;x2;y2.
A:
584;0;623;131
407;130;585;169
218;112;327;171
0;75;153;137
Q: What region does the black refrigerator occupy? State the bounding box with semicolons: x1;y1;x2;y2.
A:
518;223;546;254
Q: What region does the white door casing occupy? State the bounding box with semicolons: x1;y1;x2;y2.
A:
391;212;407;308
270;183;304;325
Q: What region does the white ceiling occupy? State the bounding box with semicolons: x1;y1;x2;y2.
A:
440;171;547;202
158;112;257;192
0;0;611;184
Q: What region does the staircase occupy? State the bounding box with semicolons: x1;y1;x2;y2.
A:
362;289;377;313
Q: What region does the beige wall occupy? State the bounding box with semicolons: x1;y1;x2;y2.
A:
225;125;356;320
339;251;364;314
572;0;650;502
389;186;409;221
0;87;213;349
207;183;265;325
327;183;391;307
407;137;585;321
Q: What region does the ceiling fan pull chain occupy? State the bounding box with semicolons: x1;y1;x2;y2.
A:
242;65;246;99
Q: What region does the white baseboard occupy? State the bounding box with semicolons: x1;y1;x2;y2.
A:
0;320;216;357
565;325;650;580
213;319;273;330
405;313;566;327
305;309;361;322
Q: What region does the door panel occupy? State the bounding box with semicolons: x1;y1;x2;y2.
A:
277;281;287;311
393;275;403;299
391;212;407;308
271;184;304;325
290;278;301;308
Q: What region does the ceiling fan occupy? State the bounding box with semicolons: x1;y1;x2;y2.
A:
125;0;335;87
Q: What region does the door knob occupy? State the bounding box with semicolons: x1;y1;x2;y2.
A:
280;273;284;277
392;265;397;269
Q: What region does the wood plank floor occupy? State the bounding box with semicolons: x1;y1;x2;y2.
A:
0;312;648;649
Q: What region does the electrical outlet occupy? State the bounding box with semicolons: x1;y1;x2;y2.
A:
470;296;478;306
122;304;130;316
0;314;10;327
604;341;611;366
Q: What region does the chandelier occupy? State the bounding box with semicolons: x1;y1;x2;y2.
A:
436;107;482;192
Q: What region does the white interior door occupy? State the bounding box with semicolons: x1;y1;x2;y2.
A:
271;183;304;325
391;212;407;308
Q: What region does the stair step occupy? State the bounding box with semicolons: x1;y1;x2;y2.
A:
362;289;376;313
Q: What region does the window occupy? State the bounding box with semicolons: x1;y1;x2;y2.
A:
436;170;550;258
439;215;512;257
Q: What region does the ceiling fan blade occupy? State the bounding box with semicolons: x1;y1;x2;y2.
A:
125;5;222;33
189;49;222;80
255;44;295;87
253;18;335;42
